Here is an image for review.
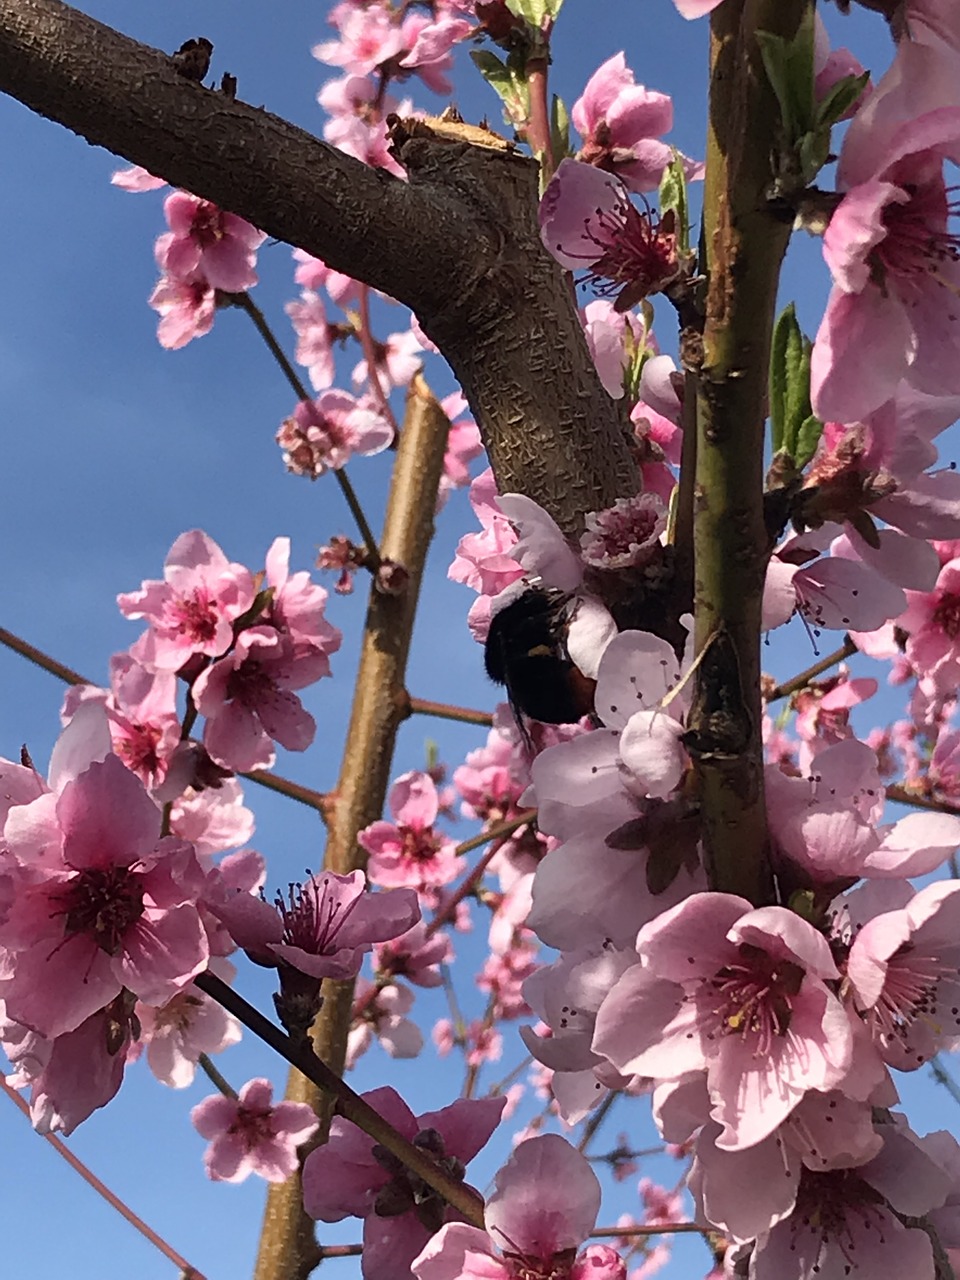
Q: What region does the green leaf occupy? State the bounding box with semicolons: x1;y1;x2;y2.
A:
504;0;549;27
550;93;570;165
756;8;816;140
794;412;824;470
815;71;870;131
659;150;690;254
469;49;530;126
770;303;815;461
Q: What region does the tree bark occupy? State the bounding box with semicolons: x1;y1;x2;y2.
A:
0;0;639;535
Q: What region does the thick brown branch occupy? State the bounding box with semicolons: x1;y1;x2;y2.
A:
0;0;639;535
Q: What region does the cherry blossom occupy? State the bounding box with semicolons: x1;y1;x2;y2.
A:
347;979;424;1067
286;290;337;391
540;160;680;311
412;1134;625;1280
191;1077;319;1183
118;529;256;672
277;391;394;478
135;970;242;1089
0;754;209;1040
148;275;217;350
593;893;853;1150
303;1085;504;1280
812;108;960;422
156;192;266;293
359;771;465;892
573;53;703;193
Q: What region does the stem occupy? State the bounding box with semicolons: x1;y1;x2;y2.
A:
689;0;810;903
406;696;494;727
526;58;554;180
0;623;330;816
885;784;960;816
764;635;858;702
193;972;484;1226
930;1056;960;1108
577;1090;617;1153
254;375;450;1280
245;770;332;819
234;292;382;568
2;1079;206;1278
590;1224;707;1239
318;1245;363;1259
357;285;399;436
426;810;538;937
0;625;87;684
197;1052;238;1099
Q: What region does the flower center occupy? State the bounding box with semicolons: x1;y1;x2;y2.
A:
933;589;960;638
705;943;805;1055
874;179;960;289
168;588;219;644
52;866;145;955
400;826;442;863
372;1128;466;1235
191;201;227;247
226;658;274;706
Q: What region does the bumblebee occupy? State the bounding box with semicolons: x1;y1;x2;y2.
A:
483;584;596;727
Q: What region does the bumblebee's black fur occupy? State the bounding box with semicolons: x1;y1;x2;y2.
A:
483;586;586;725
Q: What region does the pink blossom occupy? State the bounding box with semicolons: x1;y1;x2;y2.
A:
449;469;524;602
303;1085;504;1280
573;53;703;194
156;192;266;292
191;1077;319;1183
359;771;465;892
749;1121;947;1279
347;979;424;1067
899;555;960;693
292;247;359;305
168;777;255;860
136;973;241;1088
846;879;960;1069
412;1134;624;1280
811;109;960;422
352;327;422;392
398;13;473;94
217;868;420;981
2;997;135;1135
593;893;853;1150
671;0;723;16
0;755;209;1039
286;291;336;391
540;160;679;311
263;536;343;669
97;653;181;791
313;7;407;76
580;494;667;572
582;299;641;399
277;390;394;478
118;529;256;672
374;921;453;987
192;626;320;772
520;941;640;1123
111;164;166;192
765;738;960;886
148;275;217;349
437;392;484;508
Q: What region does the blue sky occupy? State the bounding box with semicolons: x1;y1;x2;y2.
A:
0;3;955;1278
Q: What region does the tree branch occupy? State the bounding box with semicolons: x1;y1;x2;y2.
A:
0;0;639;535
688;0;809;903
253;375;450;1280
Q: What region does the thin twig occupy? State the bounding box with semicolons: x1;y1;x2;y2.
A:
0;624;330;814
577;1090;617;1153
406;696;494;727
885;784;960;816
930;1056;960;1107
2;1079;207;1278
197;1052;238;1100
591;1223;707;1238
193;971;485;1227
234;292;382;568
356;285;399;436
764;635;858;702
425;810;538;938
